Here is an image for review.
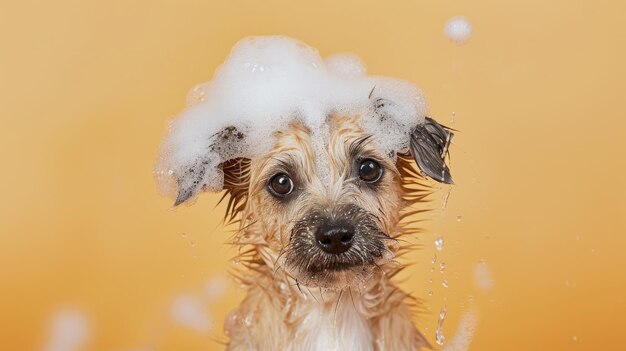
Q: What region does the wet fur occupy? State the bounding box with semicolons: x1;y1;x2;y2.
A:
220;115;436;350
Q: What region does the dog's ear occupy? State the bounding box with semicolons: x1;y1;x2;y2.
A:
173;126;247;206
409;117;454;184
369;93;454;184
173;157;209;206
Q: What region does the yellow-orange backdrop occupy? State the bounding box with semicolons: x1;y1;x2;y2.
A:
1;0;625;350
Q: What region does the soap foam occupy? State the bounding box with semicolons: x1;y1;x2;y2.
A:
444;17;472;44
155;36;427;202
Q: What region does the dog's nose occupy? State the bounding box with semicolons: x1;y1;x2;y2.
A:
315;223;355;255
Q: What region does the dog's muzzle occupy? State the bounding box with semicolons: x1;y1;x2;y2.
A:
286;205;389;272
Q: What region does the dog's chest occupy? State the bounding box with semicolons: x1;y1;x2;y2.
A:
287;301;374;351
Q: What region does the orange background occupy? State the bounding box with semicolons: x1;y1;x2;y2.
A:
1;0;625;350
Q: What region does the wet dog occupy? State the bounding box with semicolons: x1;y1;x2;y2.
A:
172;111;453;350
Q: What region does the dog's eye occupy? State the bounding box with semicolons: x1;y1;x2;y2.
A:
359;159;383;183
268;173;294;196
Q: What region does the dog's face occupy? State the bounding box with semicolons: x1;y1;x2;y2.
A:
171;110;452;290
243;115;409;289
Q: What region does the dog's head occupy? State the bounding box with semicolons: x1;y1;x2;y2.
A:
176;113;453;290
156;36;455;290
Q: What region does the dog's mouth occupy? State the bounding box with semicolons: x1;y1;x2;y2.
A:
307;261;362;273
283;249;395;289
282;206;396;289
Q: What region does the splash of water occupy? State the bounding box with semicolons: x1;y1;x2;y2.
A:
442;189;452;209
441;310;478;351
436;305;448;346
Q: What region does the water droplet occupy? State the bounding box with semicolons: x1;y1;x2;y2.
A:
244;314;253;326
456;215;462;222
435;237;445;251
181;233;187;238
428;290;433;296
575;235;581;241
190;241;195;247
440;262;446;273
442;279;449;288
436;305;447;345
232;258;241;265
451;111;456;124
431;254;437;264
572;335;578;342
442;189;452;210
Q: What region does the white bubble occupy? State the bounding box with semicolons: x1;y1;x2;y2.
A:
444;17;473;45
474;262;494;291
186;82;212;107
325;54;366;78
171;294;211;332
155;36;428;203
41;309;90;351
205;275;228;299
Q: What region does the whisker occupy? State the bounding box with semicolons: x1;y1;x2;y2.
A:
305;286;320;304
334;288;344;322
348;286;357;312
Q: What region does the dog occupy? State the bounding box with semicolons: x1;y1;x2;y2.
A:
170;113;452;350
156;36;454;350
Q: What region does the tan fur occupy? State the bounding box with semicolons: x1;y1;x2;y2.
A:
222;115;432;350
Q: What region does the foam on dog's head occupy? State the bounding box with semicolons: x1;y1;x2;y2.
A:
155;36;427;203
